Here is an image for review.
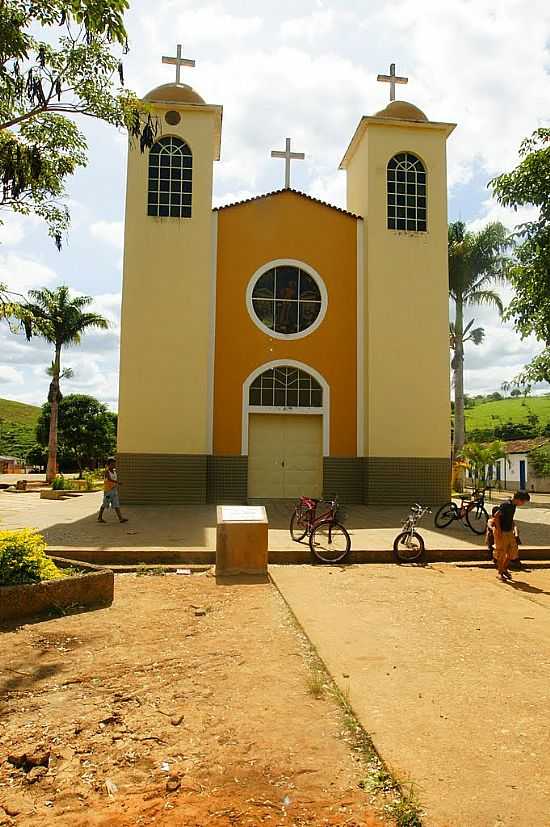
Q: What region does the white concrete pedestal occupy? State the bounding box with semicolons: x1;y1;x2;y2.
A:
216;505;268;576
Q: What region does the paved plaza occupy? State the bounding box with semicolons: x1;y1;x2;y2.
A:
1;482;549;557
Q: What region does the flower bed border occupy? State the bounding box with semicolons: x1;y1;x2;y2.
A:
0;557;114;624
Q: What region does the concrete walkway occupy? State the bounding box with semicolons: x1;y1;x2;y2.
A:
271;563;550;826
1;489;549;563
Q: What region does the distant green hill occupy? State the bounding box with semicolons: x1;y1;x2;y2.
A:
0;398;40;459
465;396;550;433
0;398;40;427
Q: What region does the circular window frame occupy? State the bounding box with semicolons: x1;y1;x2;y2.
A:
245;259;328;341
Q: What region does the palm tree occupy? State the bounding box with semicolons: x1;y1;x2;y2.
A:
448;220;509;457
23;286;108;483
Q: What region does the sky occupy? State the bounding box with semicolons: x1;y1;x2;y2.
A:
0;0;549;410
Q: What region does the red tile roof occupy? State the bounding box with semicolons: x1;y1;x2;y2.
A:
502;437;549;454
213;188;362;219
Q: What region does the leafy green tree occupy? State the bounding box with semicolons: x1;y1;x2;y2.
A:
22;286;108;482
494;422;536;441
0;0;157;246
491;128;550;387
36;394;116;475
448;220;509;455
461;441;506;490
26;443;47;468
510;388;522;398
529;445;550;478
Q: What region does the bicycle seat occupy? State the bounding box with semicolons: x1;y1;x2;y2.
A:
301;497;319;507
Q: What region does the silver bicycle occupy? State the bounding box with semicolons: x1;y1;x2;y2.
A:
393;504;431;563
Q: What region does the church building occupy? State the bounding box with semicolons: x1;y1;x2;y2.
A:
117;49;455;505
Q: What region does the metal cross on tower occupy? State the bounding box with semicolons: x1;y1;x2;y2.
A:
162;44;196;85
376;62;408;101
270;138;305;189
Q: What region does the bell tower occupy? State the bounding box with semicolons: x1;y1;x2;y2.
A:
117;45;223;502
340;68;456;503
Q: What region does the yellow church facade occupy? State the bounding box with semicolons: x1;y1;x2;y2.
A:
117;59;455;505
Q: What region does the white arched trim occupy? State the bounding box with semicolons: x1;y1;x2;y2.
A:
242;359;330;456
245;258;328;341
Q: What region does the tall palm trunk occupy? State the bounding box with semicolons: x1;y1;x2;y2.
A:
46;344;61;483
453;298;465;457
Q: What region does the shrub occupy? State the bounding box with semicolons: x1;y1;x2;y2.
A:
83;470;102;491
0;529;66;586
52;474;65;490
530;446;550;478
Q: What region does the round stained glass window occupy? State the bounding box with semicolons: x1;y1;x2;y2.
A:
249;263;324;338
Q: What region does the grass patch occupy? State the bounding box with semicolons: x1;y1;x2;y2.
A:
0;398;40;427
465;396;550;431
306;669;325;699
136;563;166;577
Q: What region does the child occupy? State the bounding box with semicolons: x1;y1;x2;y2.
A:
492;491;530;581
97;457;128;524
486;506;500;564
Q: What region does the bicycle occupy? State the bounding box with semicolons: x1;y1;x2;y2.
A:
290;496;351;563
393;503;431;563
434;488;488;535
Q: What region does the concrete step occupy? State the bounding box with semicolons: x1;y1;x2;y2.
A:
47;545;550;566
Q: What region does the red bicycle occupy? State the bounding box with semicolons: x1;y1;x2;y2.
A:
290;496;351;563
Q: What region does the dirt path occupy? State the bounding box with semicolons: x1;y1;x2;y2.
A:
0;575;384;826
271;563;550;827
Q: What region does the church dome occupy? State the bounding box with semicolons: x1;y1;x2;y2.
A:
144;83;205;105
374;100;428;122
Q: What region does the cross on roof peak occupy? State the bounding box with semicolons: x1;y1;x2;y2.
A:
162;43;196;85
270;138;305;189
376;62;408;102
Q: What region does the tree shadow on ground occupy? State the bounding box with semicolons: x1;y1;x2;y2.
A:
0;660;64;695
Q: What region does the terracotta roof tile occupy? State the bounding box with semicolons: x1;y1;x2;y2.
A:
502;437;549;454
213;188;362;219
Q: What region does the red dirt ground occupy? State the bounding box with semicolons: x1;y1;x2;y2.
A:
0;574;385;826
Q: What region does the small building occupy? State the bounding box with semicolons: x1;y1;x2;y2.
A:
483;438;549;491
0;456;23;474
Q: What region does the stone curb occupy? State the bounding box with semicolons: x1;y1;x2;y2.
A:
0;558;114;624
45;545;550;566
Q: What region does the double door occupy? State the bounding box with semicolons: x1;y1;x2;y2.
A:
247;413;323;499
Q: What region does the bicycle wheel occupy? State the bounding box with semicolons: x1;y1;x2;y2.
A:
290;509;309;542
466;506;488;535
393;530;425;563
434;502;458;528
309;520;351;563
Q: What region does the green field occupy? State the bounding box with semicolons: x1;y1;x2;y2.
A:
0;398;40;427
0;398;40;459
465;396;550;431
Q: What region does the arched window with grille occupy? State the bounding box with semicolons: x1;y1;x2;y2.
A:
249;366;322;409
147;136;192;218
387;153;426;232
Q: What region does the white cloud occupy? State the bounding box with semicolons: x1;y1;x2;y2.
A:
280;9;336;41
0;213;33;247
90;221;124;249
468;198;540;234
0;253;58;295
0;366;24;385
